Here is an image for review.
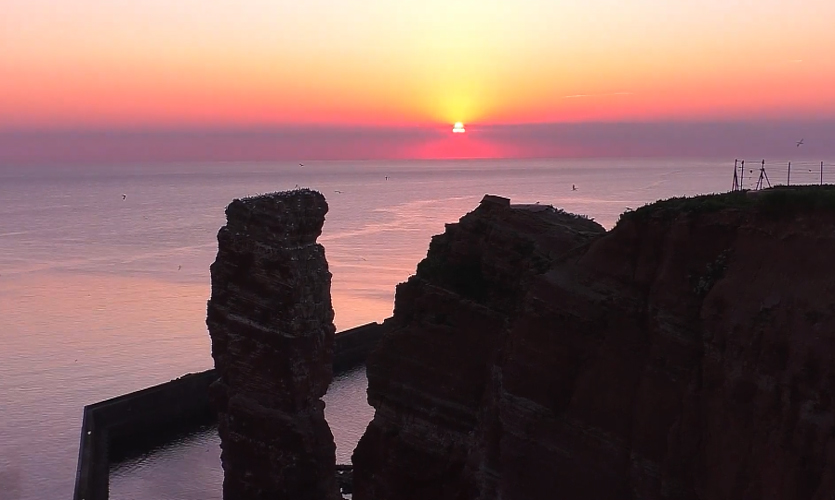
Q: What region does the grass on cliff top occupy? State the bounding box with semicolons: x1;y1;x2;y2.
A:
619;185;835;224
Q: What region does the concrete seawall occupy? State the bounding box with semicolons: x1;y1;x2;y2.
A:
73;370;218;500
334;321;385;373
73;321;383;500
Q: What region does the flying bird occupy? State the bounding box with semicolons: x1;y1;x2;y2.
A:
572;184;577;191
334;190;342;194
177;265;182;271
121;194;126;200
797;139;804;147
299;163;304;167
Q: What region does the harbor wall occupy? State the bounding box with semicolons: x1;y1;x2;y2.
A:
73;321;383;500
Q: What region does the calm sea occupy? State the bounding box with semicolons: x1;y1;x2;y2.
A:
0;158;738;500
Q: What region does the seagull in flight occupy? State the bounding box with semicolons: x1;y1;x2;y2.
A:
299;163;305;167
797;139;804;147
334;190;342;194
572;184;577;191
121;194;127;200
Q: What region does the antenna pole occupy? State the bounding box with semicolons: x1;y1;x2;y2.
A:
822;161;825;185
762;160;771;188
761;160;767;189
733;159;739;191
787;161;791;186
740;160;745;188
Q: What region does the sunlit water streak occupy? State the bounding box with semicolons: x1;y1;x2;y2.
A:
0;158;731;500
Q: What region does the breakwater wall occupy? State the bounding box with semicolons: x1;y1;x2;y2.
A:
334;321;385;373
73;321;383;500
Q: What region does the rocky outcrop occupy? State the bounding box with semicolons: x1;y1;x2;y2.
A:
353;188;835;500
352;195;606;499
207;190;339;500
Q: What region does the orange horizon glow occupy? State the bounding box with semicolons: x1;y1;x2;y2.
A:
2;0;835;132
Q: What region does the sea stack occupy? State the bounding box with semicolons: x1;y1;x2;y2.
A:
207;190;339;500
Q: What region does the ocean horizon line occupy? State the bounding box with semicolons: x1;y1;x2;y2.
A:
2;120;835;166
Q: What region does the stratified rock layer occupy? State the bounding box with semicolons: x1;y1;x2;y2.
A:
207;190;339;500
353;189;835;500
352;195;606;499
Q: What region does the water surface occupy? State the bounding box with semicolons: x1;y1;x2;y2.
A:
0;158;735;499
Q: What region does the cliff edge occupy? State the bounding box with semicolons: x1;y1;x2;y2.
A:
353;188;835;500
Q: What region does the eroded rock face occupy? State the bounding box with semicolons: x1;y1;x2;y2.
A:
207;190;339;500
353;191;835;500
352;195;606;499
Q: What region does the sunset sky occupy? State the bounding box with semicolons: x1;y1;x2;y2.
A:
3;0;835;161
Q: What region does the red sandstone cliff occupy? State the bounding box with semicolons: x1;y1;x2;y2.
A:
207;190;339;500
353;189;835;500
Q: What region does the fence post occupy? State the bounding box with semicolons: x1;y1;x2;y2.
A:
822;161;825;185
787;162;791;186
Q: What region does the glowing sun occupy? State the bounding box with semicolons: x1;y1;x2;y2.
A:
452;122;466;133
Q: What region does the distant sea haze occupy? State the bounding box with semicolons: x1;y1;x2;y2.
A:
1;158;834;500
2;120;835;165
